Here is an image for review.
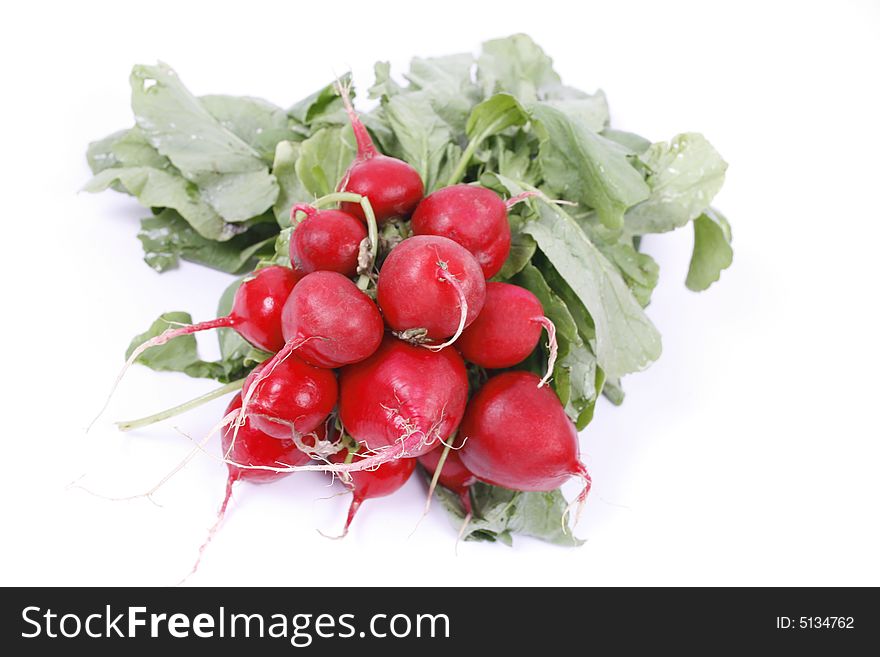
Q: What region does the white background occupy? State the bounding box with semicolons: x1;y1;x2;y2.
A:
1;0;878;586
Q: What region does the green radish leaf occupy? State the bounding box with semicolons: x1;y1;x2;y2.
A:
130;62;278;223
382;92;453;192
258;226;293;269
494;230;537;280
523;195;661;381
87;127;172;176
271;140;309;227
287;74;350;127
542;91;610;133
595;240;660;308
434;481;582;547
625;133;727;235
86;129;128;175
448;93;530;185
369;62;403;99
200;95;300;164
531;103;650;232
686;207;733;291
125;311;267;382
531;249;596;343
84;166;233;241
477;34;562;104
137;209;276;274
138;208;277;274
601;128;652;154
405;54;480;130
114;127;173;169
466;93;528;144
294;126;356;198
603;376;625;405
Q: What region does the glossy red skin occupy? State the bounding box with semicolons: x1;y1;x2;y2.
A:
377;235;486;340
418;447;476;515
290;209;366;277
230;265;300;352
222;394;311;484
242;355;338;439
339;155;424;224
339;336;469;458
418;447;477;494
280;271;384;368
333;451;416;502
330;450;416;533
411;185;511;279
459;371;581;491
457;282;544;369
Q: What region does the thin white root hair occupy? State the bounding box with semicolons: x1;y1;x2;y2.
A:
316;528;348;541
454;512;473;556
70;411;237;506
534;316;558;388
426;268;468;352
562;463;593;534
423;441;453;516
87;317;233;432
180;474;237;585
408;440;454;540
220;408;445;476
111;412;235;505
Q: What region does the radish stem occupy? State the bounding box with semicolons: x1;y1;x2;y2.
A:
116;379;244;432
89;316;236;432
312;191;378;289
504;190;540;209
423;441;453;516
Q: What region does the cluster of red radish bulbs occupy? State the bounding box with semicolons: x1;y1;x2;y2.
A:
109;85;591;563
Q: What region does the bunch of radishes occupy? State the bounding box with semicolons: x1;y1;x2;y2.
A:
104;84;589;552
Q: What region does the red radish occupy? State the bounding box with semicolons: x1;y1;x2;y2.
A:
338;337;468;460
411;184;514;279
377;235;486;347
418;446;476;516
222;393;313;484
327;450;416;537
234;271;381;441
139;265;299;354
456;282;558;385
239;354;337;440
245;337;468;478
335;83;424;224
458;371;591;518
189;393;318;577
289;204;367;277
90;265;300;430
279;271;384;369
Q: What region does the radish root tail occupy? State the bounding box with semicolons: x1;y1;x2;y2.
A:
426;268;468;352
455;511;473;556
533;316;558;388
88;316;235;432
562;462;593;533
319;495;361;540
181;473;238;583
